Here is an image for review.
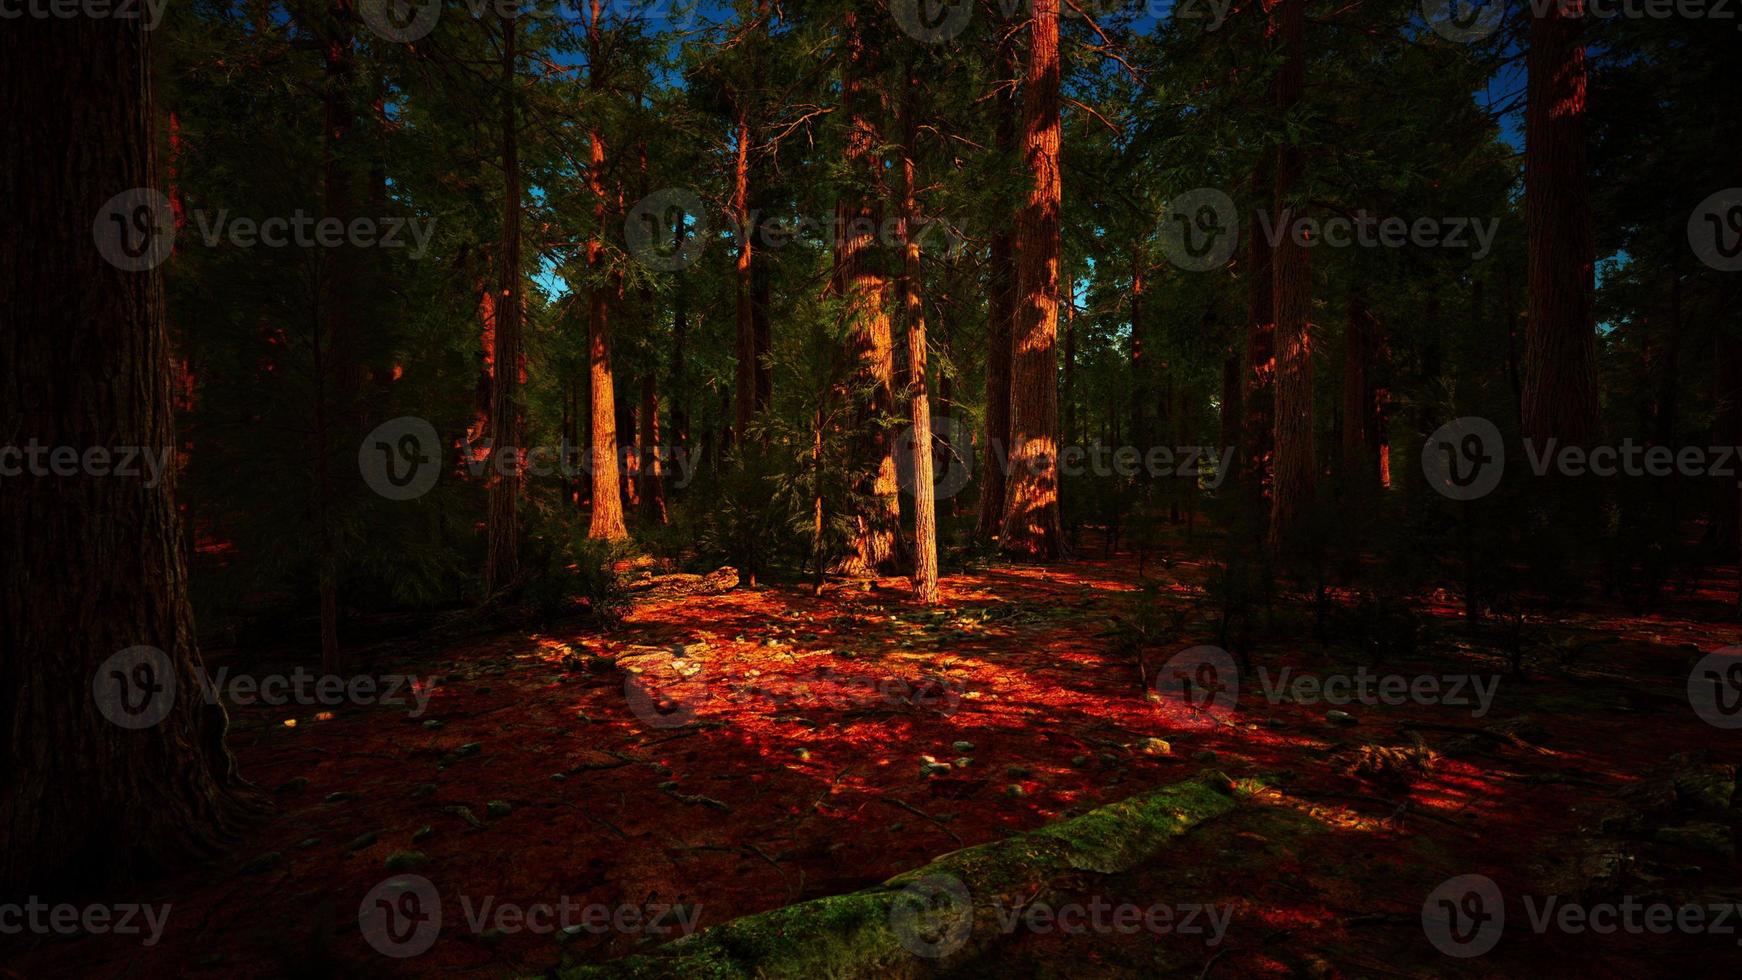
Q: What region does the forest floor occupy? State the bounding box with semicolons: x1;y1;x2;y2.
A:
6;529;1741;979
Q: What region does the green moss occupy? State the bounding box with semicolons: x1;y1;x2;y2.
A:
555;772;1247;979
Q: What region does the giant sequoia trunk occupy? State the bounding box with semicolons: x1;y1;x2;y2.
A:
1267;0;1314;552
732;107;757;444
1522;0;1599;445
485;14;525;591
976;29;1019;542
901;65;940;605
1000;0;1065;561
835;5;903;575
0;14;246;892
1241;159;1275;502
585;2;628;542
639;372;668;525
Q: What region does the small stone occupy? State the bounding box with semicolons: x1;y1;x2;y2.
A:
1070;755;1090;768
951;741;975;752
1005;765;1032;778
486;800;512;819
411;825;434;843
344;831;379;852
324;791;357;804
1004;784;1028;797
550;772;567;782
422;719;444;730
455;742;482;756
794;747;812;761
953;756;973;768
385;851;429;872
920;762;953;777
1135;737;1172;756
1327;710;1357;725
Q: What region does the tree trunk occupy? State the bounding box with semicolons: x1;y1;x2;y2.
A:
835;4;903;575
732;106;757;444
1;13;247;892
639;372;668;524
1522;0;1599;445
976;28;1019;542
586;2;627;542
1340;287;1384;488
1000;0;1064;561
1241;158;1275;501
1129;248;1148;450
485;13;525;591
901;66;940;605
1267;0;1314;552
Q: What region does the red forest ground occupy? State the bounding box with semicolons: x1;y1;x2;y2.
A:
6;531;1741;979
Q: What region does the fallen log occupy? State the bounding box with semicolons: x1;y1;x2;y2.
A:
557;771;1249;978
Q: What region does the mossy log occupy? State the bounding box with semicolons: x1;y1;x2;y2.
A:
558;771;1249;979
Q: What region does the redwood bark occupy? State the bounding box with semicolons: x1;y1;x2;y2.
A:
732;107;757;444
1241;159;1275;499
586;1;628;541
1;13;246;891
976;28;1019;541
1340;289;1385;488
1000;0;1065;561
835;4;903;574
1522;0;1599;446
901;66;940;605
639;372;668;524
485;13;525;591
1267;0;1313;551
